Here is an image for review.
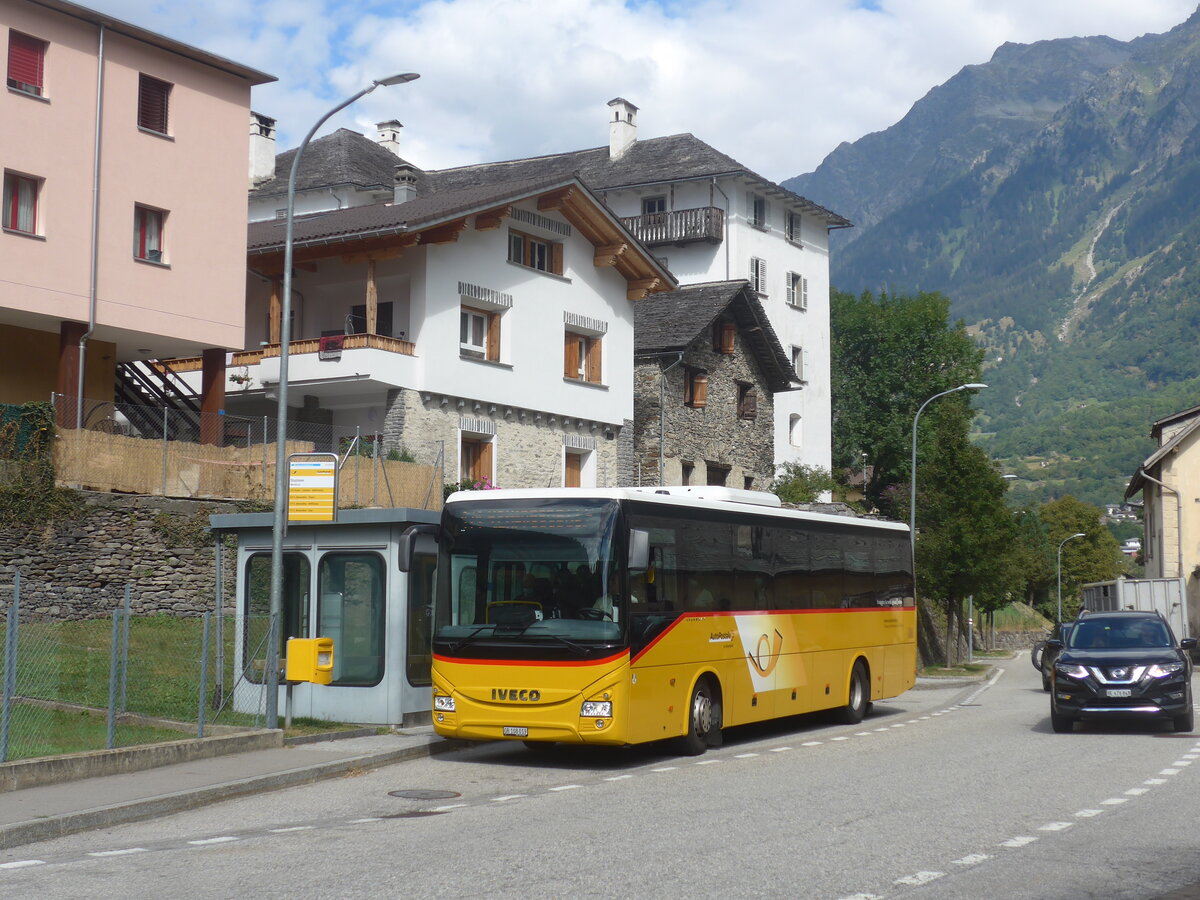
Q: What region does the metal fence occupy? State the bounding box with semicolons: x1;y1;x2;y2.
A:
48;393;443;509
0;574;270;763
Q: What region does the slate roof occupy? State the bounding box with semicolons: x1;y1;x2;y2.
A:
249;174;581;252
1126;415;1200;500
251;129;849;227
634;281;797;393
251;128;417;199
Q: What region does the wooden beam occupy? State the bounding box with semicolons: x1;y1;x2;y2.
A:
627;277;664;301
268;276;281;343
418;218;468;245
536;187;577;212
474;206;510;231
366;259;378;334
594;243;628;267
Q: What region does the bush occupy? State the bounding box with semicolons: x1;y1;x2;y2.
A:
770;462;838;504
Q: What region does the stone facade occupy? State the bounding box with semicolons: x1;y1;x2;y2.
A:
1;493;240;621
634;326;777;489
386;390;624;489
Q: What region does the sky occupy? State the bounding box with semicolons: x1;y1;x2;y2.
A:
83;0;1198;182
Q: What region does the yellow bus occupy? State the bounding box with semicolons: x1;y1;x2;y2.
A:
403;486;915;755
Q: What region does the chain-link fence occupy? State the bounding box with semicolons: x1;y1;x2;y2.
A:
49;394;443;509
0;574;272;763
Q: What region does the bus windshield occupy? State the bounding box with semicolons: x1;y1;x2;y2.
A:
435;498;624;650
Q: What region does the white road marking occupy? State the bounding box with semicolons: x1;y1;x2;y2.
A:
188;836;238;845
1000;836;1038;848
1160;769;1181;776
803;741;824;746
548;785;580;792
1101;798;1128;806
874;728;890;733
832;736;850;741
952;854;991;866
734;753;759;758
431;803;469;811
0;860;45;869
1171;760;1192;767
349;818;382;823
1125;787;1149;796
652;766;679;772
491;795;526;802
268;827;313;833
604;774;633;781
1039;822;1074;832
1074;809;1104;818
855;732;872;736
695;759;720;765
891;723;906;728
88;848;149;856
895;871;945;886
837;893;883;900
1145;778;1167;785
769;747;792;752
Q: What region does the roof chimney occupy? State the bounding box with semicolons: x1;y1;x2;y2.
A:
394;163;418;204
377;120;403;157
249;111;276;185
607;97;638;160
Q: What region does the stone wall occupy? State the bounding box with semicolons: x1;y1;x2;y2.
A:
387;389;623;488
1;493;240;621
633;330;776;488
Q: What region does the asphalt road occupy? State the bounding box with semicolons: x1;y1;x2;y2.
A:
3;655;1199;899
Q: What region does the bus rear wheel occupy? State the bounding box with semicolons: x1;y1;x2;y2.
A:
835;661;869;725
679;677;720;756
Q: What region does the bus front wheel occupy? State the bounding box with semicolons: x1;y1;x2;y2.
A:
679;677;721;756
835;661;869;725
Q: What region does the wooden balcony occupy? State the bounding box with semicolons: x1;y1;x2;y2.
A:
620;206;724;247
162;333;416;373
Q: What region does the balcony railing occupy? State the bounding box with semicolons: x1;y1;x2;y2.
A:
163;332;416;373
620;206;724;247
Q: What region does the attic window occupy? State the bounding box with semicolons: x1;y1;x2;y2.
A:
684;367;708;409
737;383;758;420
508;228;563;275
713;320;736;354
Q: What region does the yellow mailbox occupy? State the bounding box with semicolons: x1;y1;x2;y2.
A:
285;637;334;685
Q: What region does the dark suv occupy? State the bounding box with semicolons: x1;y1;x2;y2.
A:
1049;610;1196;733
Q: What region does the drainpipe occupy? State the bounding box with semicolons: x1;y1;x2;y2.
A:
658;352;685;484
1141;470;1183;579
77;25;106;428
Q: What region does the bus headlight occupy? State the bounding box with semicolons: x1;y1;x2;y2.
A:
434;695;456;712
581;700;612;717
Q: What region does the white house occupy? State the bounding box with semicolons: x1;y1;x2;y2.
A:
244;99;848;473
176;173;674;488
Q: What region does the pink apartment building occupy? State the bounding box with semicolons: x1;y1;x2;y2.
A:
1;0;272;431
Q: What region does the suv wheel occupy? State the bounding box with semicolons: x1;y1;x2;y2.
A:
1173;708;1194;733
1051;709;1074;733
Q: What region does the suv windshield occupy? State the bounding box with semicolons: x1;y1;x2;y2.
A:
435;498;624;648
1068;618;1172;650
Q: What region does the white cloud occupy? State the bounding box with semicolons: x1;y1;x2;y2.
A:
81;0;1198;180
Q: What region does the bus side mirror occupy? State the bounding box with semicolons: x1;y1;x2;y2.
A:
629;529;649;571
398;523;439;572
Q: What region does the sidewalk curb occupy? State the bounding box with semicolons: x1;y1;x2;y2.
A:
0;735;466;851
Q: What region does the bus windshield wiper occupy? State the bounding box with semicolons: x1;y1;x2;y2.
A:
448;625;491;654
492;622;590;655
541;631;589;655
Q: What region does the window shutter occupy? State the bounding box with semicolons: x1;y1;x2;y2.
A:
692;373;708;409
754;258;767;295
786;274;796;306
564;332;578;378
486;311;500;362
479;440;494;483
745;388;757;420
800;276;809;310
719;322;735;354
586;337;602;383
138;74;170;133
550;242;564;276
7;32;44;94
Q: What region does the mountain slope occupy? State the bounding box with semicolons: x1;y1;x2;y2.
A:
786;10;1200;506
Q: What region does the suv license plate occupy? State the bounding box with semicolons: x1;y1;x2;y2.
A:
1106;689;1132;698
503;726;529;737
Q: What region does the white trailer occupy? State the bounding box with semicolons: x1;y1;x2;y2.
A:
1081;576;1189;639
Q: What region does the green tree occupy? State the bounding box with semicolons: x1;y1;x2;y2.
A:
1039;496;1125;620
770;463;839;504
830;289;984;515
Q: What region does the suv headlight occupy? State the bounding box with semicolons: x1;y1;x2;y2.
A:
433;694;456;712
1145;662;1185;679
1055;663;1089;680
580;700;612;717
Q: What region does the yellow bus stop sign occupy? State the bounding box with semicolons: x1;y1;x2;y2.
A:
287;453;338;522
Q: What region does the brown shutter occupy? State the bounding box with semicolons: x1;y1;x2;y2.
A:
691;373;708;408
478;440;494;484
138;74;170;133
565;453;582;488
564;332;578;378
551;242;564;276
745;388;757;419
720;322;736;354
486;312;500;362
586;337;602;383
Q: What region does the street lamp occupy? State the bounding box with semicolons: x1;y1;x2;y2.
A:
265;72;419;728
1056;532;1087;624
908;383;987;569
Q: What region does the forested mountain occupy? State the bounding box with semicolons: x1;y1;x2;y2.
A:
786;10;1200;507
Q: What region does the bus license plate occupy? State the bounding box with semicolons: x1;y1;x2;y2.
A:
503;726;529;737
1106;689;1132;698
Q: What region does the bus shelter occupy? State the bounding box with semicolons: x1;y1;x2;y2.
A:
210;507;439;727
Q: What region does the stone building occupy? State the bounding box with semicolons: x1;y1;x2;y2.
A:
632;281;797;488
